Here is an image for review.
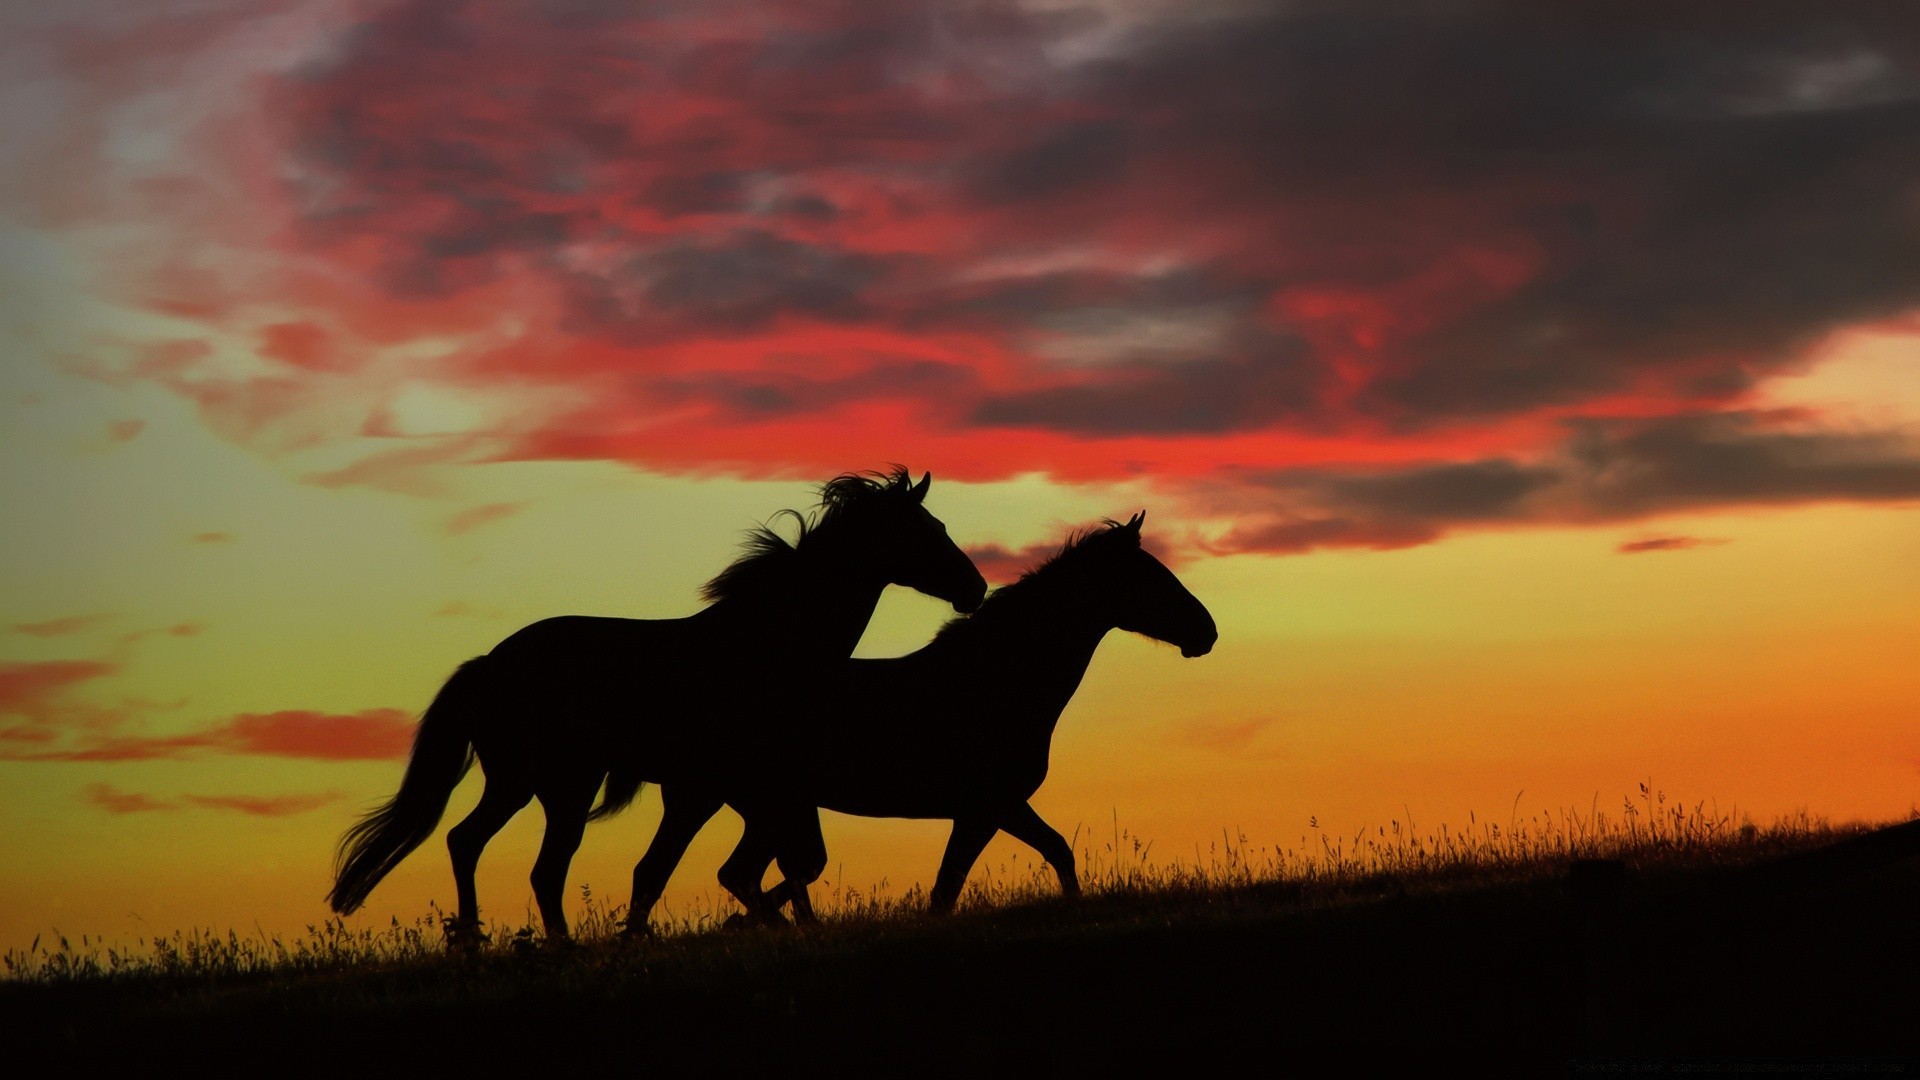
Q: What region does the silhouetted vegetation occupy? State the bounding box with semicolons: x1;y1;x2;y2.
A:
9;797;1918;1072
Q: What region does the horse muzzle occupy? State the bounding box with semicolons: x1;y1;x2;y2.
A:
1180;629;1217;658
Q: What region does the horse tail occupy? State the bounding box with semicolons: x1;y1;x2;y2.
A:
327;657;488;915
588;769;647;822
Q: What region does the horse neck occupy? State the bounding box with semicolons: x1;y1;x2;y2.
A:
786;557;888;658
708;535;888;659
959;578;1114;709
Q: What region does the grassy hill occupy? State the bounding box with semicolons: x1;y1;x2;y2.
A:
7;802;1919;1075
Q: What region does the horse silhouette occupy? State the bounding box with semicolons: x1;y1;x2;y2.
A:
619;512;1216;930
326;468;986;940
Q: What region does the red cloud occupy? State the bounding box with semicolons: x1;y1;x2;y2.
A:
27;1;1920;547
0;660;119;721
3;707;415;763
445;502;525;535
107;419;146;443
13;615;113;638
963;542;1062;585
216;709;415;761
258;321;348;372
1617;536;1729;554
84;784;174;814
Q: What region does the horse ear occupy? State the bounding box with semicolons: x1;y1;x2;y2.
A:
1126;510;1145;533
911;471;931;503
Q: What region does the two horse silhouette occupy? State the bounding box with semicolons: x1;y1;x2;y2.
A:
328;468;1215;940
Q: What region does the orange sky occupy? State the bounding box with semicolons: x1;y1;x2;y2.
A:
2;1;1918;950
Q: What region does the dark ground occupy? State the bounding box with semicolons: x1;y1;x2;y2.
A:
7;827;1919;1076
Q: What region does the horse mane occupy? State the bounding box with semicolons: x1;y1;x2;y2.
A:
699;466;917;603
932;520;1138;641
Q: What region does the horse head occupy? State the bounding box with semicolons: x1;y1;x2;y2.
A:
816;467;986;613
1068;512;1216;657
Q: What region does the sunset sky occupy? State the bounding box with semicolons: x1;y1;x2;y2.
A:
3;0;1917;949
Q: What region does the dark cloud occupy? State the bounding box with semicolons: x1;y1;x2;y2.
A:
567;230;887;337
271;2;1920;430
1210;410;1920;555
1571;412;1920;513
654;360;976;419
48;0;1920;512
1322;461;1563;522
641;171;754;218
969;119;1136;203
974;330;1321;435
1011;4;1920;431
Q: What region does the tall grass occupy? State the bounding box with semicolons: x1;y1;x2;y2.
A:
1;788;1873;985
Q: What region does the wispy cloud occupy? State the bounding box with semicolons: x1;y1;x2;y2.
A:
85;783;340;817
4;707;415;763
12;615;114;638
1617;535;1730;555
444;502;525;536
1170;716;1286;758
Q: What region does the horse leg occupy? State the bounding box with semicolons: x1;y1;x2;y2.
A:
529;775;598;941
999;801;1080;900
928;816;997;915
717;806;786;926
445;776;533;942
623;784;724;937
767;807;827;924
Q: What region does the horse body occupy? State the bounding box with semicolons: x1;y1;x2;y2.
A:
793;619;1104;819
326;469;985;940
662;514;1216;922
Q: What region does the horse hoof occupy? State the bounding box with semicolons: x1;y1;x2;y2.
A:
619;922;655;942
442;919;489;951
722;910;789;932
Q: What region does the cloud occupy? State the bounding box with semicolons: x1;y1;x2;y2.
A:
84;784;174;814
1617;536;1728;555
23;1;1920;542
444;501;525;535
1205;410;1920;556
191;532;234;544
257;321;350;372
1570;412;1920;514
3;707;415;763
1170;716;1285;758
0;659;121;729
85;783;340;816
963;541;1063;584
106;419;145;443
13;615;114;638
181;791;341;816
